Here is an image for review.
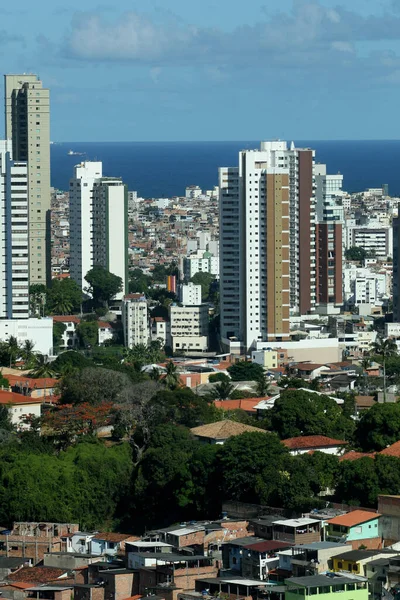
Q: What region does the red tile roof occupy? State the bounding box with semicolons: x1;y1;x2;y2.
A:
7;375;59;388
0;390;43;405
98;321;112;329
327;510;381;527
340;451;376;462
214;399;260;413
52;315;81;324
380;441;400;457
282;435;347;450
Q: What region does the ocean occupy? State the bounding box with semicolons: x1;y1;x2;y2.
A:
50;140;400;198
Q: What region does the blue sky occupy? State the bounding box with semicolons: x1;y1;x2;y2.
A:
2;0;400;141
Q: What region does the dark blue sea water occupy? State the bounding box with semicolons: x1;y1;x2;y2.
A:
50;141;400;198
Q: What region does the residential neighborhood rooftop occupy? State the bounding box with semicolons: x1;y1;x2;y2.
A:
326;510;381;527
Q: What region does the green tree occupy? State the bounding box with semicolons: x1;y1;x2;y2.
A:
53;323;67;351
85;267;122;308
29;355;59;379
355;402;400;451
218;431;286;504
52;351;93;374
150;387;218;428
0;405;13;432
46;279;82;315
6;336;21;368
209;373;230;383
375;454;400;495
163;360;181;390
256;372;272;397
190;272;215;301
372;337;397;402
214;380;234;400
270;389;354;440
336;457;379;507
61;367;131;406
345;247;367;262
129;269;152;294
76;321;99;349
21;340;36;367
227;361;265;382
29;284;46;316
132;425;219;529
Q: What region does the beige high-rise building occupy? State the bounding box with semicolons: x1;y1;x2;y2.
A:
4;74;50;285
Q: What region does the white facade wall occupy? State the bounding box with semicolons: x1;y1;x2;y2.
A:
0;317;53;355
8;400;41;429
98;325;113;345
354;273;387;306
69;162;103;292
179;283;202;306
122;295;149;348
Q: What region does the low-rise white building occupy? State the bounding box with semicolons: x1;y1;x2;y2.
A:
122;294;149;348
169;304;209;353
0;318;53;355
53;316;114;349
179;283;202;306
0;390;42;430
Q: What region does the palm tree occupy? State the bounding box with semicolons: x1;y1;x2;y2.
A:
7;336;21;368
29;354;59;379
256;372;273;397
22;340;35;367
149;367;161;382
163;360;181;390
372;337;397;402
215;380;234;400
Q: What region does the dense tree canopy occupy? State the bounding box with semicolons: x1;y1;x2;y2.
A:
355;403;400;451
85;267;122;307
227;361;265;382
0;440;132;529
46;279;82;315
269;389;354;440
345;247;367;262
61;367;132;406
190;272;215;301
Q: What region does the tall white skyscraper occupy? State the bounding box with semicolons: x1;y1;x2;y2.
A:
219;141;317;352
4;74;50;285
0;141;29;318
92;178;128;300
69;161;103;292
69;164;128;300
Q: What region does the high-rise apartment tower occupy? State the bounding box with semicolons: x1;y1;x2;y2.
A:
219;140;319;352
219;143;291;351
4;74;50;285
69;161;103;292
0;141;29;318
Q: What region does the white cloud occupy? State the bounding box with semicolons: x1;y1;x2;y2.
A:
61;1;400;83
